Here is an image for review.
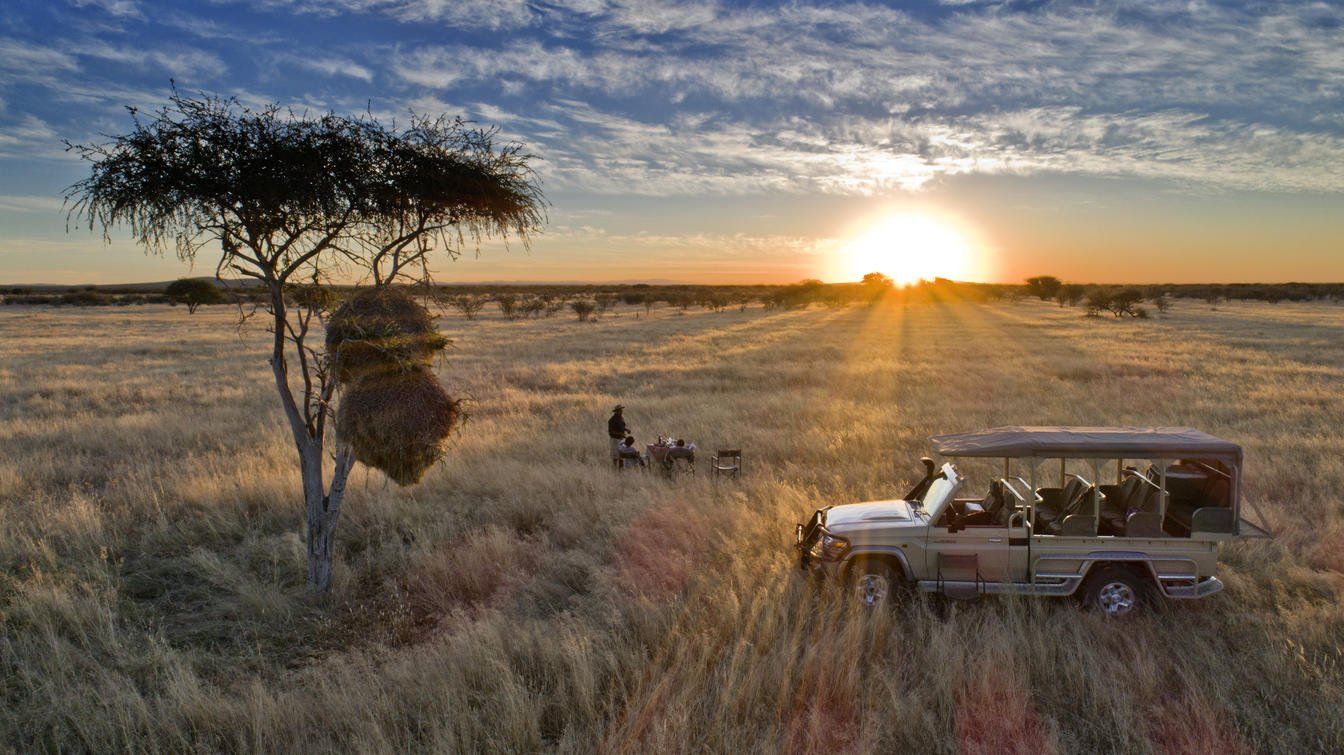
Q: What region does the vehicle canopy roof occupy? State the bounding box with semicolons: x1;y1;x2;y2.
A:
930;426;1242;467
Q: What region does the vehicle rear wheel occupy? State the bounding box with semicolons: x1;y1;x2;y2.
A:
849;559;901;609
1080;565;1148;618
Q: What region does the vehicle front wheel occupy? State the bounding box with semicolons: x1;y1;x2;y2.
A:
1080;565;1149;618
849;559;901;609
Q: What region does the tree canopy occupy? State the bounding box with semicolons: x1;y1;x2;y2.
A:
1025;275;1063;301
66;91;545;593
67;91;543;287
165;278;225;313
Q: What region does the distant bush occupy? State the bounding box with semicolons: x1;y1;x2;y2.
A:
61;290;112;306
449;295;485;320
520;297;546;319
166;278;225;313
571;300;597;321
3;294;58;305
1084;287;1145;318
1056;284;1086;308
495;294;520;321
1152;292;1172;314
765;279;825;309
595;293;619;315
1025;275;1062;301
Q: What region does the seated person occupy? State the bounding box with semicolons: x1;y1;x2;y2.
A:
618;435;645;467
666;438;695;460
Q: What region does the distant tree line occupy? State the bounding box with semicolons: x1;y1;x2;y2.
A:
5;278;1344;312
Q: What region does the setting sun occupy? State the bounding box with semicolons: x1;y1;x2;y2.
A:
835;212;981;285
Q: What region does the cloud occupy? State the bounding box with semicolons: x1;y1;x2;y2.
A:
0;195;66;213
71;0;144;19
0;115;64;159
247;0;536;29
517;95;1344;197
377;2;1342;195
78;42;228;79
281;54;374;82
5;0;1344;205
0;39;80;78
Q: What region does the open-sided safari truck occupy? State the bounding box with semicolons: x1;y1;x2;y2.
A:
795;426;1271;617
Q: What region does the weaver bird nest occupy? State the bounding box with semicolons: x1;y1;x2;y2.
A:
328;288;457;485
326;287;449;384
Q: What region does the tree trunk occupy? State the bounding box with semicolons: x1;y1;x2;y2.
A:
306;501;335;593
264;281;358;594
302;441;356;594
299;440;331;592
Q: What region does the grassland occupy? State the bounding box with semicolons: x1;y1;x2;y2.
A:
2;297;1342;753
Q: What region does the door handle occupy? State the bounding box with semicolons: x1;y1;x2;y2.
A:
988;538;1003;543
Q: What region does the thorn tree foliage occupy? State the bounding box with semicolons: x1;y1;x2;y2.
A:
66;91;544;592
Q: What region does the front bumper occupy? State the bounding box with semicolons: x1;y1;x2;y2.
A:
795;522;845;583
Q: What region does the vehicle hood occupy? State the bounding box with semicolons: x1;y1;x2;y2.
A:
824;499;917;528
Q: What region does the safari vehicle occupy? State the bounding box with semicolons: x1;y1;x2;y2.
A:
795;426;1271;617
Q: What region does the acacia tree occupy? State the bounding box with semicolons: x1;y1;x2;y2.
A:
66;92;543;592
165;277;225;313
1025;275;1062;301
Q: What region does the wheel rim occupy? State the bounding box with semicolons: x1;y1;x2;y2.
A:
1097;581;1137;617
855;573;889;607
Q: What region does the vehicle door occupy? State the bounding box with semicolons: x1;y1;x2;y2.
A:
928;503;1011;582
927;481;1032;584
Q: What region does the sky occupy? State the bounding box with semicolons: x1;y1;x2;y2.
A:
1;0;1342;285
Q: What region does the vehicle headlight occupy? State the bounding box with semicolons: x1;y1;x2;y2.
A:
820;534;850;561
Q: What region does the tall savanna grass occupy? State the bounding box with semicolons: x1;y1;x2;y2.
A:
2;298;1342;752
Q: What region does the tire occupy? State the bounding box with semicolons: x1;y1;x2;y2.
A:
849;559;901;609
1079;565;1149;618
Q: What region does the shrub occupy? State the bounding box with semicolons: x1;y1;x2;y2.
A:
449;294;485;320
1056;283;1086;308
61;290;112;306
571;300;597;321
495;294;520;321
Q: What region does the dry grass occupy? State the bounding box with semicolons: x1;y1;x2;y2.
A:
2;298;1344;753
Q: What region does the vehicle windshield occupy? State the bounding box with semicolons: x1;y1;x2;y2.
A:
918;464;961;516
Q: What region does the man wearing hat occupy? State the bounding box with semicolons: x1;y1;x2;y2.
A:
608;405;630;468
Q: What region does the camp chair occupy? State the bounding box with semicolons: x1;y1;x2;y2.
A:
711;449;742;478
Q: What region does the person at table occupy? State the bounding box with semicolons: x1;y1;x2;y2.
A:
608;405;630;468
618;435;645;467
667;438;695;460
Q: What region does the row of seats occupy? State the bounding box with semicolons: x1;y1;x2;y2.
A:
1025;471;1162;537
1031;465;1231;538
1099;470;1163;537
1033;474;1094;535
961;468;1231;538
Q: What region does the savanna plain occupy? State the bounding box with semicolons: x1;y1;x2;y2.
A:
2;296;1343;754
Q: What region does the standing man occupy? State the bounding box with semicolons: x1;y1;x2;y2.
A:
608;405;630;468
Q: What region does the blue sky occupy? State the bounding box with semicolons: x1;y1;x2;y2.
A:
2;0;1342;284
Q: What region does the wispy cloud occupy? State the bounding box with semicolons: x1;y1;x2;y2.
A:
0;115;63;159
71;0;143;19
0;39;80;78
279;54;374;82
0;195;66;213
79;42;229;79
367;1;1344;195
5;0;1344;204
